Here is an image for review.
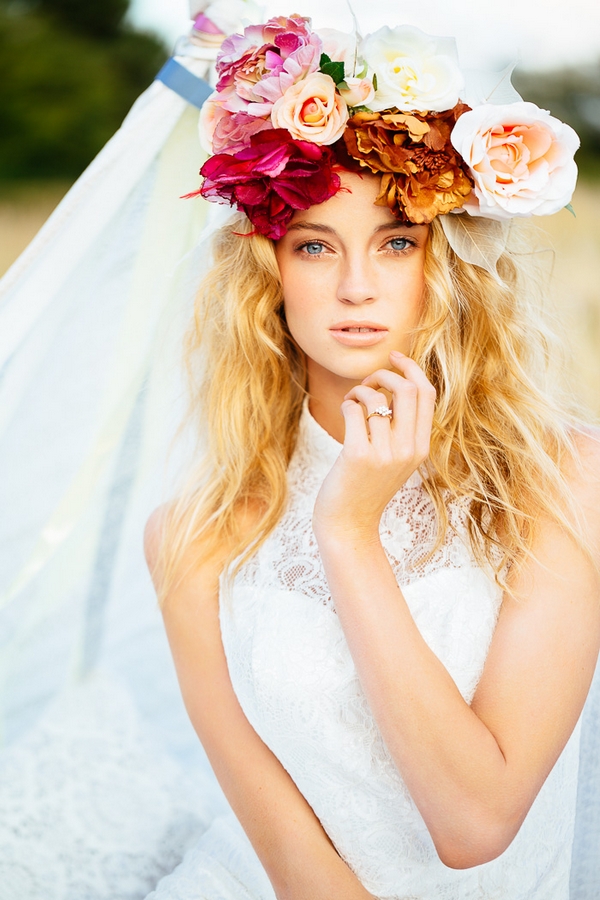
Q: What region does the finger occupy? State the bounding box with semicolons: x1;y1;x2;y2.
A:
389;352;436;457
344;384;391;414
365;352;436;459
358;369;419;447
361;356;434;398
344;385;394;437
340;398;370;453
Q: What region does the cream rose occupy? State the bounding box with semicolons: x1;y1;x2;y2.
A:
271;72;349;145
451;101;580;218
338;77;376;109
361;25;463;113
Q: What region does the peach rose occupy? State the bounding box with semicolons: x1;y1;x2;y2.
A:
199;92;227;153
271;72;349;145
451;101;579;218
338;77;376;109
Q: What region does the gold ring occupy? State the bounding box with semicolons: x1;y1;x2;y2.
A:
366;406;393;421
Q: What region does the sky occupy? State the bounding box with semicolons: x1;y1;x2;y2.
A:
129;0;600;72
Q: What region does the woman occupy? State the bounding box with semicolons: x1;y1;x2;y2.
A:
145;16;600;899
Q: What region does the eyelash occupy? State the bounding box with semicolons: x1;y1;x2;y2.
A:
294;236;417;257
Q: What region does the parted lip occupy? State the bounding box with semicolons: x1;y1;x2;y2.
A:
329;321;389;331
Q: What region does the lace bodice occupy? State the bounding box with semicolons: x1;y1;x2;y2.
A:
220;403;581;900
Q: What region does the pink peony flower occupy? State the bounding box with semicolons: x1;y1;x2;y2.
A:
251;38;322;111
214;16;323;118
451;101;580;218
199;92;273;155
193;129;342;239
271;73;349;145
212;111;273;154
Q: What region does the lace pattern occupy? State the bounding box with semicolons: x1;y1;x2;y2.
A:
220;404;581;900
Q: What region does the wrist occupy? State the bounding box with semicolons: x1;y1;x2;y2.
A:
312;517;382;551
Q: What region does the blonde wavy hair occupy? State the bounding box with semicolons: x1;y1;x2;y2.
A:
157;211;586;603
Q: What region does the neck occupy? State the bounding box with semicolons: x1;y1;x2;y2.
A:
306;360;358;444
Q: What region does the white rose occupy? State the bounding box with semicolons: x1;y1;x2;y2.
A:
451;102;580;218
361;25;464;113
271;73;349;145
318;28;359;76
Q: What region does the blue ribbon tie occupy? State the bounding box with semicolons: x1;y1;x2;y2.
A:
155;57;212;110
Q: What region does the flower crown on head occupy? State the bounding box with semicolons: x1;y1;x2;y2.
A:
190;15;579;254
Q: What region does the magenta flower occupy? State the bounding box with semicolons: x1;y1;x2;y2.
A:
194;129;342;239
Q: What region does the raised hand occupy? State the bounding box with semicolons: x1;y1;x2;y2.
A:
312;351;436;544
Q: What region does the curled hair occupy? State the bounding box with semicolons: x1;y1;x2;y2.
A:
157;212;586;602
415;218;585;579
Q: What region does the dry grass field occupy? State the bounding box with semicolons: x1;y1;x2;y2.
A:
538;183;600;416
0;181;71;277
1;179;599;415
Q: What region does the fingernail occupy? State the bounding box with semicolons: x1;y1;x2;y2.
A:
390;350;404;358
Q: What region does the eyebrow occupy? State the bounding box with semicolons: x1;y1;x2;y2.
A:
286;221;417;236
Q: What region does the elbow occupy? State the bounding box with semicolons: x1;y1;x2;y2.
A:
433;815;522;870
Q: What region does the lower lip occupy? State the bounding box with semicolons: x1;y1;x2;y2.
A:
329;329;388;347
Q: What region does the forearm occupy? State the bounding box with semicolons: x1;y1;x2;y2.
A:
161;567;374;900
318;532;511;865
198;717;375;900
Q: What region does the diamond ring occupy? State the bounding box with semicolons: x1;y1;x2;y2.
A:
366;406;393;421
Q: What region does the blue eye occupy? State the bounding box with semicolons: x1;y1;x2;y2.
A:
389;237;411;252
301;241;325;255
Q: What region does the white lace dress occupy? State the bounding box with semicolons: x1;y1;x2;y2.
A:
147;404;581;900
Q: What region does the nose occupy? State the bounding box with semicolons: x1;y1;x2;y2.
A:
336;252;377;305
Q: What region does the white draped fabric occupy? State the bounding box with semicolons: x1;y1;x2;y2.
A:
0;9;598;898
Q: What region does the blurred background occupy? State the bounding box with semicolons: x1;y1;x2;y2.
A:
1;0;599;412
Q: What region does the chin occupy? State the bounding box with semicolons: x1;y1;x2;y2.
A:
315;351;395;384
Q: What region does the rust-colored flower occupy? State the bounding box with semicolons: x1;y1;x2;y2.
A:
342;103;473;224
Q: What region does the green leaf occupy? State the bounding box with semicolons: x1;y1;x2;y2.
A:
337;80;349;92
319;52;332;68
565;202;576;217
320;59;346;85
355;61;368;80
372;72;378;91
351;105;373;113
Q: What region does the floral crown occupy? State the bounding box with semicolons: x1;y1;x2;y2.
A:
191;15;579;254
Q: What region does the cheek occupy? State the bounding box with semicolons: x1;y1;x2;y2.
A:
281;268;326;333
283;292;317;351
404;267;426;322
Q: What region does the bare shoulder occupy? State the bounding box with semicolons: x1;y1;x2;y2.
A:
572;424;600;468
144;500;268;740
143;499;264;615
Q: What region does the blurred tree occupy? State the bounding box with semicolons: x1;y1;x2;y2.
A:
514;64;600;179
37;0;130;39
0;0;167;180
